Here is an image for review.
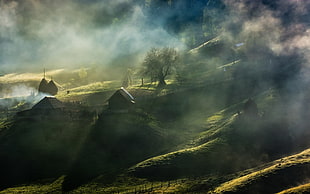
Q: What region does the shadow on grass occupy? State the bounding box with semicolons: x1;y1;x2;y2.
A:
62;110;168;191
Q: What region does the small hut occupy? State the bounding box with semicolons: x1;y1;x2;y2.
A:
17;96;65;120
108;87;135;113
32;96;64;110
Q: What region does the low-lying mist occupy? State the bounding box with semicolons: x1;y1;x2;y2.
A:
0;0;309;127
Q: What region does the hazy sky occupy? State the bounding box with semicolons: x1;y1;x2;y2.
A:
0;0;309;74
0;0;184;72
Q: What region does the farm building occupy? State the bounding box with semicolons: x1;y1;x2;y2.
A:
32;96;65;110
108;87;135;113
17;97;66;120
16;97;95;121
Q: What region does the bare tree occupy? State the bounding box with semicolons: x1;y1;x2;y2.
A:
141;47;179;87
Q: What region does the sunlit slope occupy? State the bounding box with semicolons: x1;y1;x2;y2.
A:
0;88;309;193
277;183;310;194
129;89;282;180
0;176;195;194
1;147;309;194
213;149;310;194
0;177;63;194
128;113;244;180
0;69;122;103
61;109;172;191
56;81;121;105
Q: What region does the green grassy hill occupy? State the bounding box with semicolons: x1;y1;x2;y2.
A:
277;183;310;194
0;112;94;190
0;0;309;192
213;149;310;194
128;89;285;179
1;67;309;193
62;110;170;191
1;146;309;194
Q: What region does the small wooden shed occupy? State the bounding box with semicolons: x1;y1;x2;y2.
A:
32;96;64;110
17;96;65;120
108;87;135;112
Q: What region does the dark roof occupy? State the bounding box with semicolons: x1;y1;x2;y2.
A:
32;97;65;110
109;87;135;104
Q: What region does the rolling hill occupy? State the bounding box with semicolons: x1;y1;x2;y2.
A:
0;79;309;193
0;0;309;190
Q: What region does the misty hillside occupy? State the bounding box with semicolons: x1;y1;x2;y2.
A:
0;0;310;193
129;88;310;179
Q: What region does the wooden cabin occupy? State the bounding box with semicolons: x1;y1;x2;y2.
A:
108;87;135;113
17;97;65;120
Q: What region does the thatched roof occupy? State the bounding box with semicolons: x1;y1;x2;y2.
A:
32;97;65;110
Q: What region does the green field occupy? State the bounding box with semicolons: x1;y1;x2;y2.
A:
0;0;309;193
1;72;309;193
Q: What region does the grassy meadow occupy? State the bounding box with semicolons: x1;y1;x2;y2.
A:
0;24;309;194
0;65;309;193
0;0;309;193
